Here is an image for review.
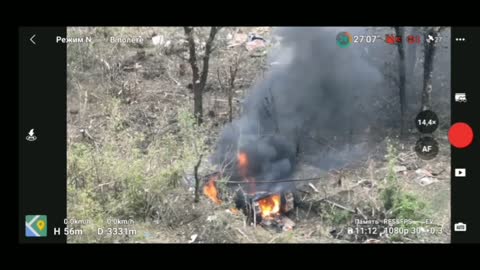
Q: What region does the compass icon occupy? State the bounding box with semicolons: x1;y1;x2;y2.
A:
336;32;352;48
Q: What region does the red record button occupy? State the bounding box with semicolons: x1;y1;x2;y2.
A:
449;122;474;149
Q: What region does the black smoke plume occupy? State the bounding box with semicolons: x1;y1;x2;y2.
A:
213;27;382;192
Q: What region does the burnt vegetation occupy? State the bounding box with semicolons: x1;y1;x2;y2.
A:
67;27;450;243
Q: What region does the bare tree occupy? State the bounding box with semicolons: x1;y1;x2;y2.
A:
217;52;241;122
184;27;221;125
406;27;419;83
421;26;445;111
394;27;406;135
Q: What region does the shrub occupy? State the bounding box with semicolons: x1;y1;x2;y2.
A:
379;139;428;241
67;99;211;239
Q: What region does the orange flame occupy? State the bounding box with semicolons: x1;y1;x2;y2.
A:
237;151;249;176
203;176;221;205
238;151;256;193
258;194;281;219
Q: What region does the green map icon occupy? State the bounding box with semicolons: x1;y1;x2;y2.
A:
26;215;47;237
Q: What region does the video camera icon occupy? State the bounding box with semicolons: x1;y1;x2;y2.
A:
455;93;467;103
454;222;467;232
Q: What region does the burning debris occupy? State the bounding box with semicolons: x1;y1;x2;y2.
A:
202;151;296;231
203;175;222;205
211;27;381;205
204;27;383;232
248;191;296;231
257;193;280;219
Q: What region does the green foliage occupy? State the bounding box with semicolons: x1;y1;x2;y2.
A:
329;209;352;225
392;194;427;221
380;139;428;239
381;140;399;211
67;100;211;242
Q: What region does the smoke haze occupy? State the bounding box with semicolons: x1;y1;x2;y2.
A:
213;27;383;188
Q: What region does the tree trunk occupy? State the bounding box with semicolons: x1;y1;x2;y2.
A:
406;27;418;81
228;86;233;122
184;27;203;125
406;27;418;115
198;27;219;91
184;27;220;125
421;28;438;111
193;154;203;203
395;27;406;135
217;55;239;123
227;64;239;123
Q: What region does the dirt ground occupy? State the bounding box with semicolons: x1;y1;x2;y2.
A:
109;133;450;244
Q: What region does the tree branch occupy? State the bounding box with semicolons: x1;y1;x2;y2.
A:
184;27;200;85
184;27;221;125
194;154;204;203
199;27;220;91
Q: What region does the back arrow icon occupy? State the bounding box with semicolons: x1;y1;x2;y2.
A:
30;34;36;45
